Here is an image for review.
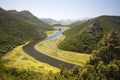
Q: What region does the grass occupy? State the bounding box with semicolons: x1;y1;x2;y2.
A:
35;27;92;66
1;42;60;73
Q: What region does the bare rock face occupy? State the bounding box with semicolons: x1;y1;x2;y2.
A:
87;22;102;33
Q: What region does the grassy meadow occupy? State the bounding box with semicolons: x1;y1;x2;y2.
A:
1;42;60;73
35;34;91;66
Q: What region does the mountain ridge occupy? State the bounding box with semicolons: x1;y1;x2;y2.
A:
0;8;53;56
58;15;120;53
8;10;53;30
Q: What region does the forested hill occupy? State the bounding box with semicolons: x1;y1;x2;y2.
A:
58;16;120;53
0;8;53;56
8;10;53;30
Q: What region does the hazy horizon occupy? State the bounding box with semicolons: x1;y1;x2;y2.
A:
0;0;120;20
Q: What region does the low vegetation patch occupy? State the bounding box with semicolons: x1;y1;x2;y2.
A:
35;35;91;66
1;43;60;73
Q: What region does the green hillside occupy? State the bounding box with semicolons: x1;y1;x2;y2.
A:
0;30;120;80
8;10;53;30
0;8;52;56
58;16;120;53
51;31;120;80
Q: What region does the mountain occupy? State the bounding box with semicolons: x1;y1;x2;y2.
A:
8;10;53;30
58;19;87;25
0;8;52;56
41;18;78;25
41;18;59;25
58;20;73;25
58;15;120;53
67;21;85;27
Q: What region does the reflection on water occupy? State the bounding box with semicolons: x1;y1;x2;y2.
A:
45;27;64;41
23;26;75;69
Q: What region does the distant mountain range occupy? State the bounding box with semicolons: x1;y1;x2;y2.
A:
41;18;60;25
41;18;81;25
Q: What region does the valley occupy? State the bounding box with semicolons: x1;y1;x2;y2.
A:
23;27;76;69
0;1;120;79
35;27;91;66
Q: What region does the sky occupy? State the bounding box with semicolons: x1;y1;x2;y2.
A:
0;0;120;20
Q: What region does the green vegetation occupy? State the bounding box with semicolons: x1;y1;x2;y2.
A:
35;35;91;66
1;43;59;72
58;16;120;53
0;31;119;80
0;8;53;56
50;30;120;80
0;59;49;80
0;7;120;80
9;10;53;30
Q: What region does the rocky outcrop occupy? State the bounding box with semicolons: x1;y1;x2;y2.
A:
87;22;102;33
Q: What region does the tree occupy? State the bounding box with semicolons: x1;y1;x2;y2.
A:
89;30;120;65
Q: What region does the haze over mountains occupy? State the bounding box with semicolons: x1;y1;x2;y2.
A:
41;18;84;25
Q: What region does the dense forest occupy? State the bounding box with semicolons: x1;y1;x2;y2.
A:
0;8;53;56
58;16;120;53
0;30;120;80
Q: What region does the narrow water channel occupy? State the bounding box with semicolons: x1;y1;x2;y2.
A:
23;27;75;69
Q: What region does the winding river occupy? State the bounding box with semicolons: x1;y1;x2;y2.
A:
23;27;75;69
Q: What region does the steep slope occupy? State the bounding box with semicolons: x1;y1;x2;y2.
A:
58;16;120;53
8;10;53;30
52;31;120;80
0;8;48;56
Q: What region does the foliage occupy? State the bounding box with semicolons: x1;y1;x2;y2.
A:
49;31;120;80
0;7;120;79
0;59;44;80
9;10;54;31
89;31;120;65
58;16;120;54
0;8;53;56
0;22;120;80
35;34;91;66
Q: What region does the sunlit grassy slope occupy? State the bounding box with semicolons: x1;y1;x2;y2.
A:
35;33;91;66
1;43;60;73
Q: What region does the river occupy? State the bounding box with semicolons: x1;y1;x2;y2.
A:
23;27;75;69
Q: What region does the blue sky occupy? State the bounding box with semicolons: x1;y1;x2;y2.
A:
0;0;120;20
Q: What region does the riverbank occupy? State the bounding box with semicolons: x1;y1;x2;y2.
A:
1;42;60;73
35;34;91;66
23;27;75;69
